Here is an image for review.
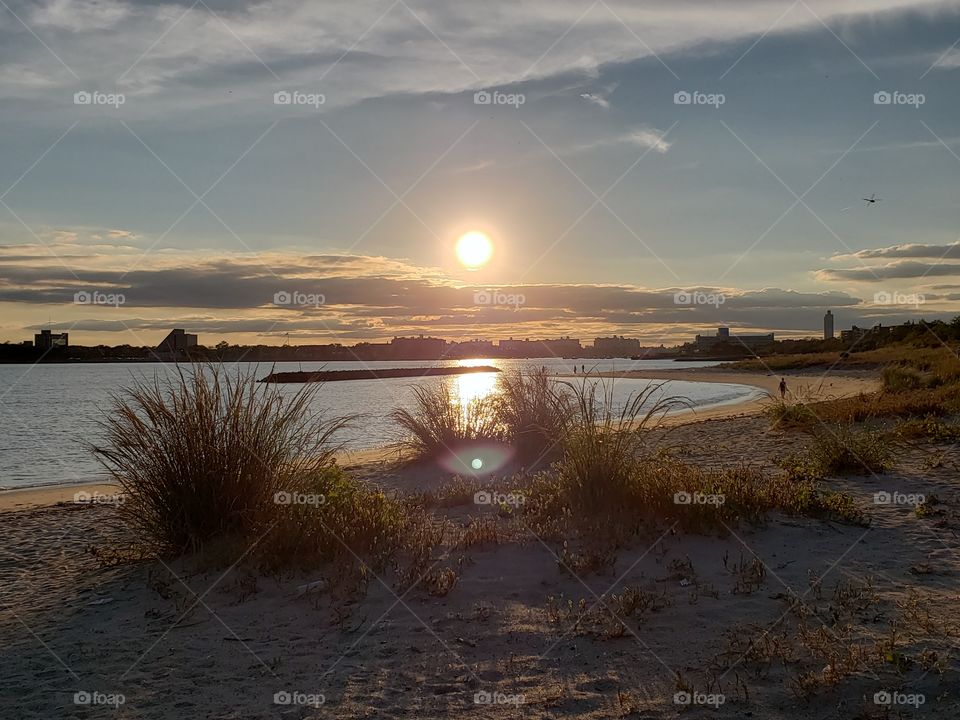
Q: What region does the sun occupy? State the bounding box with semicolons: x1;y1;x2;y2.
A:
455;231;493;269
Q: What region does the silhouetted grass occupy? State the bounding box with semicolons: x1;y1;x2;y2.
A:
552;377;682;513
390;382;501;460
495;367;572;462
92;365;354;556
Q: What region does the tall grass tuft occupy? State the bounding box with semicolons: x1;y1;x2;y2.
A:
495;367;572;462
554;378;683;512
390;381;501;460
92;365;352;555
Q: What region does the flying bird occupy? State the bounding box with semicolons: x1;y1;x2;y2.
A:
862;193;881;205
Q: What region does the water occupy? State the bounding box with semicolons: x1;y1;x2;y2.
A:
0;358;761;489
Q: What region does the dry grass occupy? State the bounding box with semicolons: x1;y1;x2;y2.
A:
778;424;892;479
495;366;572;462
390;382;502;460
92;365;352;555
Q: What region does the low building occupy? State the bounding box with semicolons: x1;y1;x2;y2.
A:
593;336;642;357
840;323;894;343
695;327;774;350
389;335;447;359
448;339;496;358
34;329;68;350
158;329;198;353
498;337;582;358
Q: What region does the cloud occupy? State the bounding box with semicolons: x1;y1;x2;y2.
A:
818;260;960;281
579;82;618;109
0;244;874;342
832;242;960;260
0;0;948;118
566;126;672;155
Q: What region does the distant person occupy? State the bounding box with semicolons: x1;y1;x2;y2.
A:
779;377;787;399
573;365;577;374
581;364;585;373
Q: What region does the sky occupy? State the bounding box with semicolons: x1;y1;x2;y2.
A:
1;0;960;347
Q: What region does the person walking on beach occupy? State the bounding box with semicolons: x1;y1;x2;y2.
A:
573;365;577;374
581;364;585;374
779;377;787;399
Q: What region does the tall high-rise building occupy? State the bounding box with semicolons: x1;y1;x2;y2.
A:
824;310;834;340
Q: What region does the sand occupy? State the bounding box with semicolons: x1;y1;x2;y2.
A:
0;482;121;512
3;404;959;718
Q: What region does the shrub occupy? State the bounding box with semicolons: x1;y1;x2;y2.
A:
882;366;925;392
780;424;891;478
390;381;501;460
764;396;818;428
92;365;352;555
893;415;960;443
494;367;571;462
525;457;866;537
263;464;409;571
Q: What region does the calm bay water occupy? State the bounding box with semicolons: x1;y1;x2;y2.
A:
0;358;760;489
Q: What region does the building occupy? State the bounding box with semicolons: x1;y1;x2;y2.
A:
158;329;198;353
840;323;893;343
498;337;582;358
695;327;774;350
389;335;447;359
824;310;834;340
34;329;68;350
593;336;642;357
448;339;496;358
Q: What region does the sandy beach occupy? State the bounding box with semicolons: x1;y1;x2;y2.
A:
4;393;960;717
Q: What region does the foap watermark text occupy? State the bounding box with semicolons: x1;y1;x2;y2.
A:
474;289;525;310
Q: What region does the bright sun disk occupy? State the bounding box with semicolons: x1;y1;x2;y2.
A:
455;231;493;269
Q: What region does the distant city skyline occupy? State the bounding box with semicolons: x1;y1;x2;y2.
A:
2;0;960;345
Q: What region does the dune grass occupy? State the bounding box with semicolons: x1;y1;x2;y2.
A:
494;366;572;461
390;382;502;460
391;367;575;464
91;365;413;570
759;347;960;431
523;378;865;536
551;377;681;513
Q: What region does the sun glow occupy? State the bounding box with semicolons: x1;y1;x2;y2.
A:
455;231;493;269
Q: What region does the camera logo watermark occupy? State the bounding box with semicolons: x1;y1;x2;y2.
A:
274;491;325;507
74;490;125;506
273;290;325;308
274;90;325;108
873;91;925;108
674;290;725;308
273;691;325;708
674;491;725;506
74;91;125;108
674;90;725;108
74;691;125;708
473;289;525;310
874;690;925;708
474;490;526;508
473;90;525;108
674;691;725;707
874;491;925;507
873;291;924;308
74;290;125;308
474;690;525;706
